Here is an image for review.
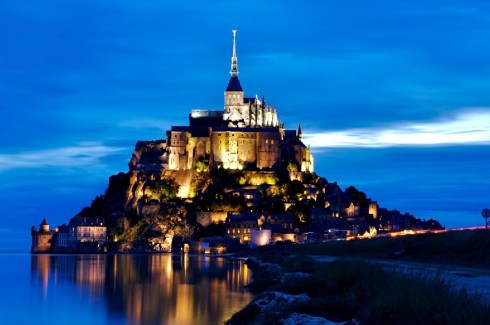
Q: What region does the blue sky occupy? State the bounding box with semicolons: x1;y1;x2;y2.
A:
1;1;490;250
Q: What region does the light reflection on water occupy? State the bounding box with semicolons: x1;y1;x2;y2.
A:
26;254;252;325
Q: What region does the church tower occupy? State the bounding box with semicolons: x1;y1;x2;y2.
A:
223;30;247;126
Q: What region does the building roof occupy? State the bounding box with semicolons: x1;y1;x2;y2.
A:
70;217;105;227
170;126;191;132
226;76;243;92
212;126;280;133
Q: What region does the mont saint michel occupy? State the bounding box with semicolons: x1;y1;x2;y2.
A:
3;2;488;324
31;31;441;254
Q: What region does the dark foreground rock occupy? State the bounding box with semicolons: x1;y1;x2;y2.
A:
225;256;356;325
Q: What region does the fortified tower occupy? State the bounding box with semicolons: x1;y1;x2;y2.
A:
31;218;55;253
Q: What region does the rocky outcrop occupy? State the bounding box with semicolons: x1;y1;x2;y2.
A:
280;272;311;284
253;291;310;312
280;313;346;325
245;257;283;292
227;256;355;325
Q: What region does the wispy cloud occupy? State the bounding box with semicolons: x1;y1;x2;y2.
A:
118;118;173;130
304;109;490;148
0;142;128;171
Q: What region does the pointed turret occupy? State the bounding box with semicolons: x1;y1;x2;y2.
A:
226;30;243;92
40;218;49;232
297;124;302;140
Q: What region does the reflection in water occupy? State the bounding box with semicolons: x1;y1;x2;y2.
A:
31;254;252;324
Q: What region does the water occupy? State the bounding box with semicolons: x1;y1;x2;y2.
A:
0;253;253;325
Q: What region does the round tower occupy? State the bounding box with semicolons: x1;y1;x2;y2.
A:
40;218;49;232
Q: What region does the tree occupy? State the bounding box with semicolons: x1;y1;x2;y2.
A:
346;186;367;206
146;177;179;200
289;180;305;200
286;161;299;172
287;200;311;226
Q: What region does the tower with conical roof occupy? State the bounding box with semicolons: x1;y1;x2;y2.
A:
223;30;246;126
31;217;55;253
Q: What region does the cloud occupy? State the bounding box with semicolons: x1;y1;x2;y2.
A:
0;142;128;171
304;109;490;148
118;118;173;130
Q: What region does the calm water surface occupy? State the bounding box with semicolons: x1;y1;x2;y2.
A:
0;253;252;325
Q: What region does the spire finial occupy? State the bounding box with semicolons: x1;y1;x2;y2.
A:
230;29;238;76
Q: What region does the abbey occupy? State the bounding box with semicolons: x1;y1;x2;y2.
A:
30;31;444;255
130;31;313;179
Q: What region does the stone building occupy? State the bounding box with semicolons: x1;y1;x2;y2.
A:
225;212;263;244
70;217;107;245
128;30;314;190
31;218;56;253
225;212;299;244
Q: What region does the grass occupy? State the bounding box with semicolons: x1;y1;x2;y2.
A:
295;229;490;268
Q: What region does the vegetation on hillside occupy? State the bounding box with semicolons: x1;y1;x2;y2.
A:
68;152;443;251
118;203;193;251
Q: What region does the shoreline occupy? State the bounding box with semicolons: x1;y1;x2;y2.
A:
226;239;490;324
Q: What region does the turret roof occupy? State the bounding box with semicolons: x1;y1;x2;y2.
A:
226;76;243;92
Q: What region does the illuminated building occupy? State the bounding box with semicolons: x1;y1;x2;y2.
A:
31;218;56;253
225;212;299;244
72;217;107;244
225;213;262;244
129;30;314;194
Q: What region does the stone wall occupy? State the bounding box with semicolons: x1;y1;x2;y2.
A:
195;211;228;226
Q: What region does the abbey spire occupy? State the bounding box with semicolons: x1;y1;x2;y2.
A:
225;30;243;92
230;29;238;77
